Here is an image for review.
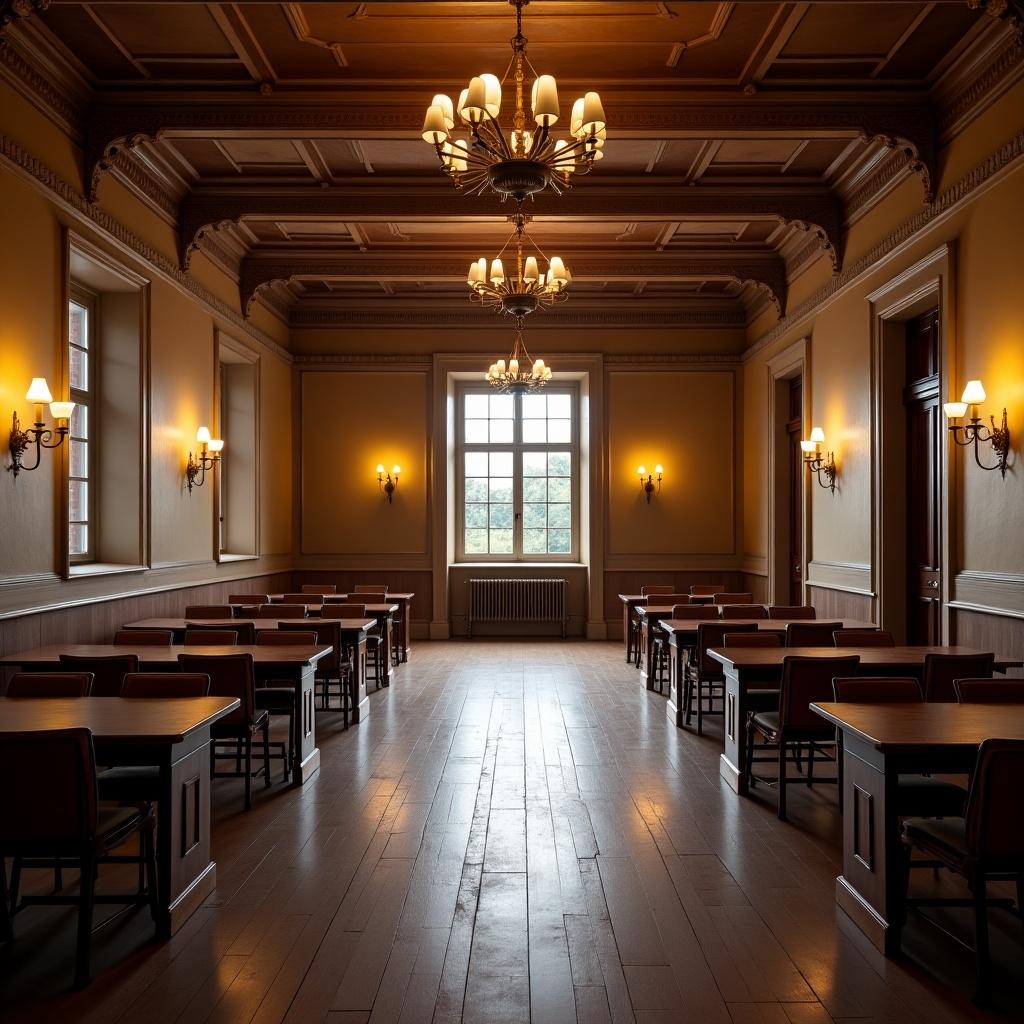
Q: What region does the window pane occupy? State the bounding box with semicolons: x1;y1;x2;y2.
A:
523;452;546;476
548;477;571;503
489;395;513;418
465;452;488;477
465;419;488;444
522;418;546;443
547;451;570;476
69;346;88;391
465;503;488;529
489;478;512;502
548;530;571;554
69;479;88;523
523;477;546;502
523;529;547;553
490;452;513;477
547;394;570;418
69;523;88;556
69;302;88;349
548;503;571;528
70;438;88;478
489;528;513;553
548;418;571;443
465;394;488;419
465;529;489;554
523;503;546;528
465;478;488;502
522;394;545;419
489;503;513;529
489;418;513;443
70;403;88;439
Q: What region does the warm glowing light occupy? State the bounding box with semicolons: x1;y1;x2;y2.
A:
654;464;664;475
25;377;52;404
49;401;75;421
392;465;401;476
944;401;968;420
800;440;818;454
636;465;647;476
376;463;385;474
809;426;826;444
208;438;224;453
960;379;986;405
196;426;212;445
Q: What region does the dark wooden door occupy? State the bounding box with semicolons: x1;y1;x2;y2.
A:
903;308;941;644
786;378;803;606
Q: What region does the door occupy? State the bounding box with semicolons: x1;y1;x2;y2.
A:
786;378;804;605
903;308;941;644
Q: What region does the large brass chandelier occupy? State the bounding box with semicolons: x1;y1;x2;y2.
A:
486;327;552;393
468;213;570;319
421;0;607;203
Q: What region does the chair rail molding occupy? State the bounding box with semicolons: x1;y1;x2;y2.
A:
950;570;1024;619
806;560;875;597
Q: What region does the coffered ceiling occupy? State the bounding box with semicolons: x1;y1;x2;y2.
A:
3;1;1019;329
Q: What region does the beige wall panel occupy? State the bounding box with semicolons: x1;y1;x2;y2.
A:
300;371;429;556
260;354;293;555
606;370;734;557
741;359;768;562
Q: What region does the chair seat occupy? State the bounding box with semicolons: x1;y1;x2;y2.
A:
97;804;151;850
750;710;781;735
896;776;967;818
902;816;968;866
98;766;159;803
255;686;296;713
212;709;269;736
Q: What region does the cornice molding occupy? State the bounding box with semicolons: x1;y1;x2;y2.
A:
0;23;80;134
0;131;292;365
747;127;1024;360
108;150;179;225
0;0;48;38
968;0;1024;47
295;353;433;366
938;30;1024;138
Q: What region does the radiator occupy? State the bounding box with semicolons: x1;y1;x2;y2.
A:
467;578;568;638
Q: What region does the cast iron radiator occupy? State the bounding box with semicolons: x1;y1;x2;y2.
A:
467;578;568;638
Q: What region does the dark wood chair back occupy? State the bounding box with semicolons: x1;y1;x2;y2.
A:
695;622;758;676
353;584;389;594
348;593;386;604
278;619;342;672
113;629;173;646
767;605;816;619
640;585;674;596
227;594;269;606
321;603;367;618
955;678;1024;703
722;633;782;648
722;604;767;620
923;652;996;703
690;584;725;596
282;593;320;605
669;605;711;620
177;653;256;727
712;592;752;604
0;728;98;853
779;655;861;731
57;654;139;698
643;593;689;606
301;585;336;595
121;673;210;698
6;673;93;698
260;604;307;619
965;739;1024;867
255;630;317;645
184;629;239;646
832;676;922;702
785;621;843;647
186;620;255;643
833;629;893;647
184;605;234;619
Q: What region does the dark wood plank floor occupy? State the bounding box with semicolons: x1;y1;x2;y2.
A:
2;642;1022;1021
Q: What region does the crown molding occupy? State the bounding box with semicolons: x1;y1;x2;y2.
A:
0;21;83;136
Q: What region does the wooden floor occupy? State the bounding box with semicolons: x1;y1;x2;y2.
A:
2;641;1022;1021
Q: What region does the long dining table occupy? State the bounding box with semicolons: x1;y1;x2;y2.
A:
0;643;334;784
707;645;1023;795
0;694;238;937
121;617;377;722
811;701;1024;957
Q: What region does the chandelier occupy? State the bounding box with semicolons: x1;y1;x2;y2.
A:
486;327;553;393
468;212;570;319
420;0;607;203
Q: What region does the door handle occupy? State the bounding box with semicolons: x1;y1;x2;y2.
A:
927;580;938;589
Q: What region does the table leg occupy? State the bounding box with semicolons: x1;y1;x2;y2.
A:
290;663;320;784
719;667;749;794
666;637;687;728
379;617;392;686
623;603;633;663
400;599;411;662
349;635;369;723
640;620;657;689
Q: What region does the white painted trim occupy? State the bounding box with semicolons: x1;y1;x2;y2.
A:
806;560;875;597
950;571;1024;619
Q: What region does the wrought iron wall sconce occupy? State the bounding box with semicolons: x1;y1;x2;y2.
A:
944;379;1010;477
7;377;75;478
377;463;400;502
636;464;663;503
186;426;223;493
801;427;837;492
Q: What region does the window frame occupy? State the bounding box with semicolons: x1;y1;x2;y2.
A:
455;382;580;563
67;285;97;565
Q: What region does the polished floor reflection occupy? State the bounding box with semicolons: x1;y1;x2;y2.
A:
2;641;1020;1021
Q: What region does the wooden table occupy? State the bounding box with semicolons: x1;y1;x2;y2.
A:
1;643;335;785
659;618;877;727
0;695;238;937
120;619;377;722
707;646;1023;796
336;593;414;663
811;701;1024;956
616;595;645;664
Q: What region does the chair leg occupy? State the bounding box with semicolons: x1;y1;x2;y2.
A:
807;744;815;787
342;670;349;729
74;852;96;988
777;741;788;821
696;680;704;736
0;857;12;942
262;720;272;788
744;718;756;790
973;873;991;1005
283;713;293;783
683;676;693;727
143;826;160;924
244;735;253;811
837;737;845;815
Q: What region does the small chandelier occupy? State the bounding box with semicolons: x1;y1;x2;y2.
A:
421;0;607;203
468;213;570;319
486;327;552;394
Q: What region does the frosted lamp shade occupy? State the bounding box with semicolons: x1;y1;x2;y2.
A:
654;464;664;475
960;379;986;405
25;377;53;403
588;147;605;162
580;91;606;134
457;88;471;122
49;401;75;421
463;77;487;121
431;93;454;129
421;105;448;144
489;258;505;284
508;359;519;375
481;73;501;118
944;401;968;420
376;463;385;474
800;440;818;454
570;97;585;137
548;256;567;283
468;259;484;285
809;426;825;444
208;438;224;453
636;465;647;476
523;256;539;283
392;465;401;476
532;74;559;125
196;426;212;444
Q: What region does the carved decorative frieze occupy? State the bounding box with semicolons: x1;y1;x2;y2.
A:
0;0;49;39
968;0;1024;46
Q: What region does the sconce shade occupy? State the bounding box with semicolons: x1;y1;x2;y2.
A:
376;463;385;474
809;426;825;444
196;426;212;444
800;440;818;454
25;378;53;403
49;401;75;421
960;379;986;405
208;438;224;453
636;465;646;476
944;401;968;420
654;464;663;475
392;465;401;475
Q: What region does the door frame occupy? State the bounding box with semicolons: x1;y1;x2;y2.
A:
868;244;956;642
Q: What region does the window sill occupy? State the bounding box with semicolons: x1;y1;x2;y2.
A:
453;562;585;569
68;563;147;579
218;553;259;563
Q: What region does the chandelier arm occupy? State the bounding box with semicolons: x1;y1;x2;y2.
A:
479;112;515;161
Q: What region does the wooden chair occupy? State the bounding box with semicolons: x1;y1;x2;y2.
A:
258;603;307;619
745;655;860;820
353;584;389;594
278;618;350;723
900;739;1024;1003
113;629;172;646
722;604;767;620
712;592;753;605
690;584;725;597
177;653;271;811
184;629;239;646
767;605;816;619
349;592;386;604
923;653;995;702
785;621;843;647
228;594;269;605
321;603;384;687
57;654;139;698
184;605;234;619
955;678;1024;703
301;585;336;595
633;594;690;667
120;673;210;698
831;676;966;820
833;628;894;646
0;728;158;987
186;620;255;644
722;633;782;648
684;622;758;734
650;605;712;689
6;673;93;698
281;593;320;605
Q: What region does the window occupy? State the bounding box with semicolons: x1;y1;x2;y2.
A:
457;386;578;561
68;291;95;563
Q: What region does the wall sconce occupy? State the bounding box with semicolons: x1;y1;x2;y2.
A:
186;426;223;493
637;464;663;503
377;463;400;502
801;427;836;492
7;378;75;478
944;379;1010;477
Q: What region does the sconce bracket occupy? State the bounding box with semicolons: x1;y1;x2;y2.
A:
7;411;60;477
640;473;662;504
806;451;837;493
949;409;1010;477
186;450;218;494
378;473;398;503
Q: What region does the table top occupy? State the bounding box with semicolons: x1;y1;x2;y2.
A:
124;617;376;633
661;617;875;635
267;592;411;602
708;645;1022;672
0;696;240;743
0;643;334;667
228;602;397;615
811;702;1024;749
